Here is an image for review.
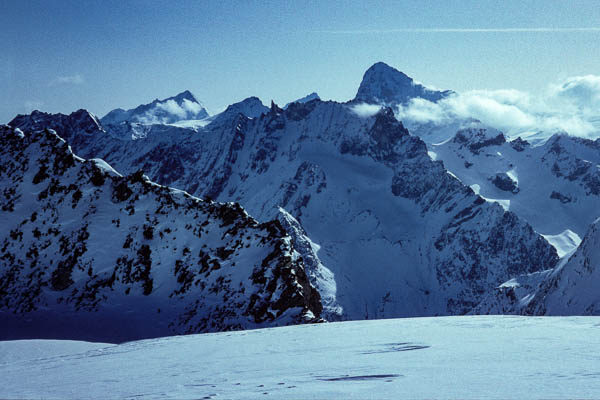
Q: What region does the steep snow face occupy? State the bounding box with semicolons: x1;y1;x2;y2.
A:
100;90;209;125
16;100;559;319
354;62;452;106
0;125;322;342
432;128;600;241
476;218;600;315
2;317;600;399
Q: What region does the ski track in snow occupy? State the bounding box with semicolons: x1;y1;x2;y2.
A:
2;316;600;399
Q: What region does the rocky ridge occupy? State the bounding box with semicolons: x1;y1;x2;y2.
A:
0;124;322;341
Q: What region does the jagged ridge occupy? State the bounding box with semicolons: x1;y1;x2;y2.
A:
0;125;322;342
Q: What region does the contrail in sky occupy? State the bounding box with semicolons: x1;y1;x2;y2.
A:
312;27;600;34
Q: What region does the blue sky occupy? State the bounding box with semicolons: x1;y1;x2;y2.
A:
2;0;600;122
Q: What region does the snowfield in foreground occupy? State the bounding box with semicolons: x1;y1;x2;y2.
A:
2;316;600;399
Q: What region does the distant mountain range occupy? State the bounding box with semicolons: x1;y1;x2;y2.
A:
101;90;209;125
3;62;600;341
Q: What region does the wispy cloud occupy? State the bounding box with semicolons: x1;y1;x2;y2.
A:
49;74;84;86
313;27;600;34
137;99;205;124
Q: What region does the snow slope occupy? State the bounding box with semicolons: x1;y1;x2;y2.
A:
1;316;600;399
0;125;323;341
0;339;110;364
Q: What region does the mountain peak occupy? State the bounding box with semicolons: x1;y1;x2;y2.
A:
70;108;99;120
284;92;321;109
366;62;412;81
208;96;269;126
225;96;268;117
270;100;284;114
172;90;198;103
354;62;451;106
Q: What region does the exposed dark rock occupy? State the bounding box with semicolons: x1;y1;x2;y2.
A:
490;173;519;193
550;191;573;203
510;137;529;152
453;129;506;154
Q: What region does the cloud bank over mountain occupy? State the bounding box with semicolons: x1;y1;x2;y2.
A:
139;99;206;124
349;103;382;118
396;75;600;138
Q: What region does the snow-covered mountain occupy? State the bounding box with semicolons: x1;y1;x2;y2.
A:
11;98;559;319
430;126;600;249
19;62;600;322
352;62;467;144
101;90;209;125
0;125;323;342
476;217;600;315
348;61;600;147
354;62;452;106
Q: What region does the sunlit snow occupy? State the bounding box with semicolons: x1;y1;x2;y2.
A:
1;316;600;399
